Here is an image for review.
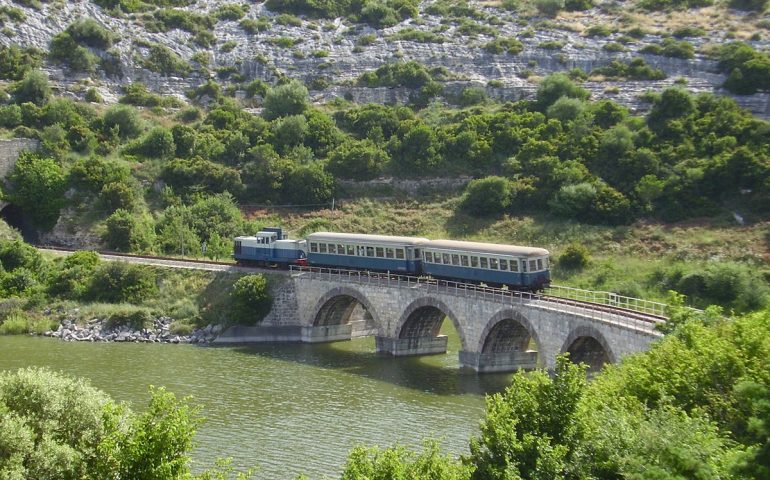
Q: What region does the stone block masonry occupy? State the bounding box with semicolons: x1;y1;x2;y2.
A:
218;270;663;373
0;139;40;180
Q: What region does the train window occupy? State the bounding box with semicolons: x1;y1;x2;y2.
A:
319;243;327;253
347;245;355;255
461;255;469;267
442;253;450;264
386;248;395;259
490;258;499;270
376;247;384;257
366;246;375;257
424;251;432;262
529;260;537;271
310;242;318;253
396;248;405;259
414;248;421;259
537;259;543;270
543;258;549;269
500;259;508;271
522;260;527;272
328;244;336;254
480;257;488;269
451;254;460;266
510;259;519;272
471;256;478;268
337;244;345;255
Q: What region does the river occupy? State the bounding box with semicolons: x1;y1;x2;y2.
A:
0;325;513;479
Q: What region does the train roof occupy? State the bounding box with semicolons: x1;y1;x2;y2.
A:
306;232;429;246
424;239;549;257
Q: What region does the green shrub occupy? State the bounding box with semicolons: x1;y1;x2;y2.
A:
483;37;524;55
106;309;152;330
0;240;42;272
11;70;51;105
535;0;564;16
229;274;272;325
215;3;247;20
358;61;434;88
66;18;116;49
49;32;98;72
100;181;138;213
142;44;190;75
103;104;144;139
262;80;309;120
6;152;66;230
460;176;513;216
239;17;270;33
0;45;43;81
88;261;158;303
558;243;590;270
0;311;30;334
328;140;388;180
102;210;156;253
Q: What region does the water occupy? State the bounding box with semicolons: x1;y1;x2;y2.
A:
0;327;513;479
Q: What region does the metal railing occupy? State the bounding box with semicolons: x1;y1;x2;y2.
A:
290;266;666;336
543;284;668;318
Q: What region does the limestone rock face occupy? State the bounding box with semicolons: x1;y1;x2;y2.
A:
1;0;769;116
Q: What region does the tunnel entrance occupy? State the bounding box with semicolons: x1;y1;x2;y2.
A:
0;204;38;243
566;336;610;374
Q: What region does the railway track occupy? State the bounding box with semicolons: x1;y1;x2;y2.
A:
37;246;666;325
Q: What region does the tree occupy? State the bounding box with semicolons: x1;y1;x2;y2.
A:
0;239;42;272
280;163;335;205
460;176;513;216
133;126;175;159
327;140;389;180
262;80;309;120
6;152;66;230
341;441;470;480
0;367;208;480
103;209;155;252
205;232;232;261
230;274;272;325
11;70;51;106
467;356;587;480
100;181;138;213
558;244;590;270
546;96;586;123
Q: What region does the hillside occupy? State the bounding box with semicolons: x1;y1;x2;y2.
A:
2;0;770;114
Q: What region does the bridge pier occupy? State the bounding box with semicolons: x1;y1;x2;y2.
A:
301;324;353;343
375;335;448;356
459;350;539;373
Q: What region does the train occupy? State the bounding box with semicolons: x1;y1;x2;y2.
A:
233;228;551;291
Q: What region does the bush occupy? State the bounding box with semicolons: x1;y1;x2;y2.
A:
327;140;389;180
142;44;190;76
130;126;176;159
102;209;155;252
87;261;158;303
6;152;66;231
70;156;130;193
460;176;513;216
66;18;116;49
558;243;590;270
100;181;138;213
0;45;43;81
11;70;51;106
0;367;204;479
357;61;434;88
47;250;100;299
103;104;143;139
535;0;564;16
49;32;99;72
0;239;42;272
535;73;590;110
262;80;309;120
229;274;272;325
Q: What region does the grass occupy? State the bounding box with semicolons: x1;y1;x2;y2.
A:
0;310;57;335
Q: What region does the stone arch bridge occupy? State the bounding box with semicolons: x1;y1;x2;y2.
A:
217;267;665;373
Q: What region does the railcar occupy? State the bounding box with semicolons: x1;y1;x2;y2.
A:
305;232;428;273
233;228;307;267
420;239;551;291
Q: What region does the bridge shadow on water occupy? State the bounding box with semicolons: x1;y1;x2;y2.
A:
229;340;514;397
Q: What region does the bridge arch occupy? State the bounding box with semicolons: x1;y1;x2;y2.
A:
395;297;468;351
310;286;381;332
561;325;616;373
478;309;541;356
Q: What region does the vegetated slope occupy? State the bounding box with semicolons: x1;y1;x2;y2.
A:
1;0;770;114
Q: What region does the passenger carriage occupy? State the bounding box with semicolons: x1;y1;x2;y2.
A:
420;239;551;291
305;232;428;273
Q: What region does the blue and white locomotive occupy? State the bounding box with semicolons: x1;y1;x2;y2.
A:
233;228;551;291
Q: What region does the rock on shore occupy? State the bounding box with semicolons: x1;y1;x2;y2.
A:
43;316;222;345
